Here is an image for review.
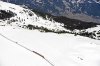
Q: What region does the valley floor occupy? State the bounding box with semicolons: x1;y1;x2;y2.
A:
0;26;100;66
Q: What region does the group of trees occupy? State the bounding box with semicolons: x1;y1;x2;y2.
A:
0;10;15;19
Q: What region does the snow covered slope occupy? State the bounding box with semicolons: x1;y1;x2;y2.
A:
2;0;100;23
0;1;100;39
0;1;67;33
0;1;100;66
0;25;100;66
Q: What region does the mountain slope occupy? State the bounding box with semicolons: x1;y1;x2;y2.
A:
1;0;100;23
0;1;100;39
0;1;100;66
0;1;67;33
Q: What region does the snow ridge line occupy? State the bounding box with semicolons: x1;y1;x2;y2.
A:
0;33;55;66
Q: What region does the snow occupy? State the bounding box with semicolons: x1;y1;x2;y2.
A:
0;1;100;66
0;26;100;66
85;25;100;32
0;1;67;32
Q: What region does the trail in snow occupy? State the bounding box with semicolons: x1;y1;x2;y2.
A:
0;33;54;66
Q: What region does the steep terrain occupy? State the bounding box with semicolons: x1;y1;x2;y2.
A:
1;0;100;23
0;1;67;33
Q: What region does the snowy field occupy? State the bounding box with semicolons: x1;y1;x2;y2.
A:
0;26;100;66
